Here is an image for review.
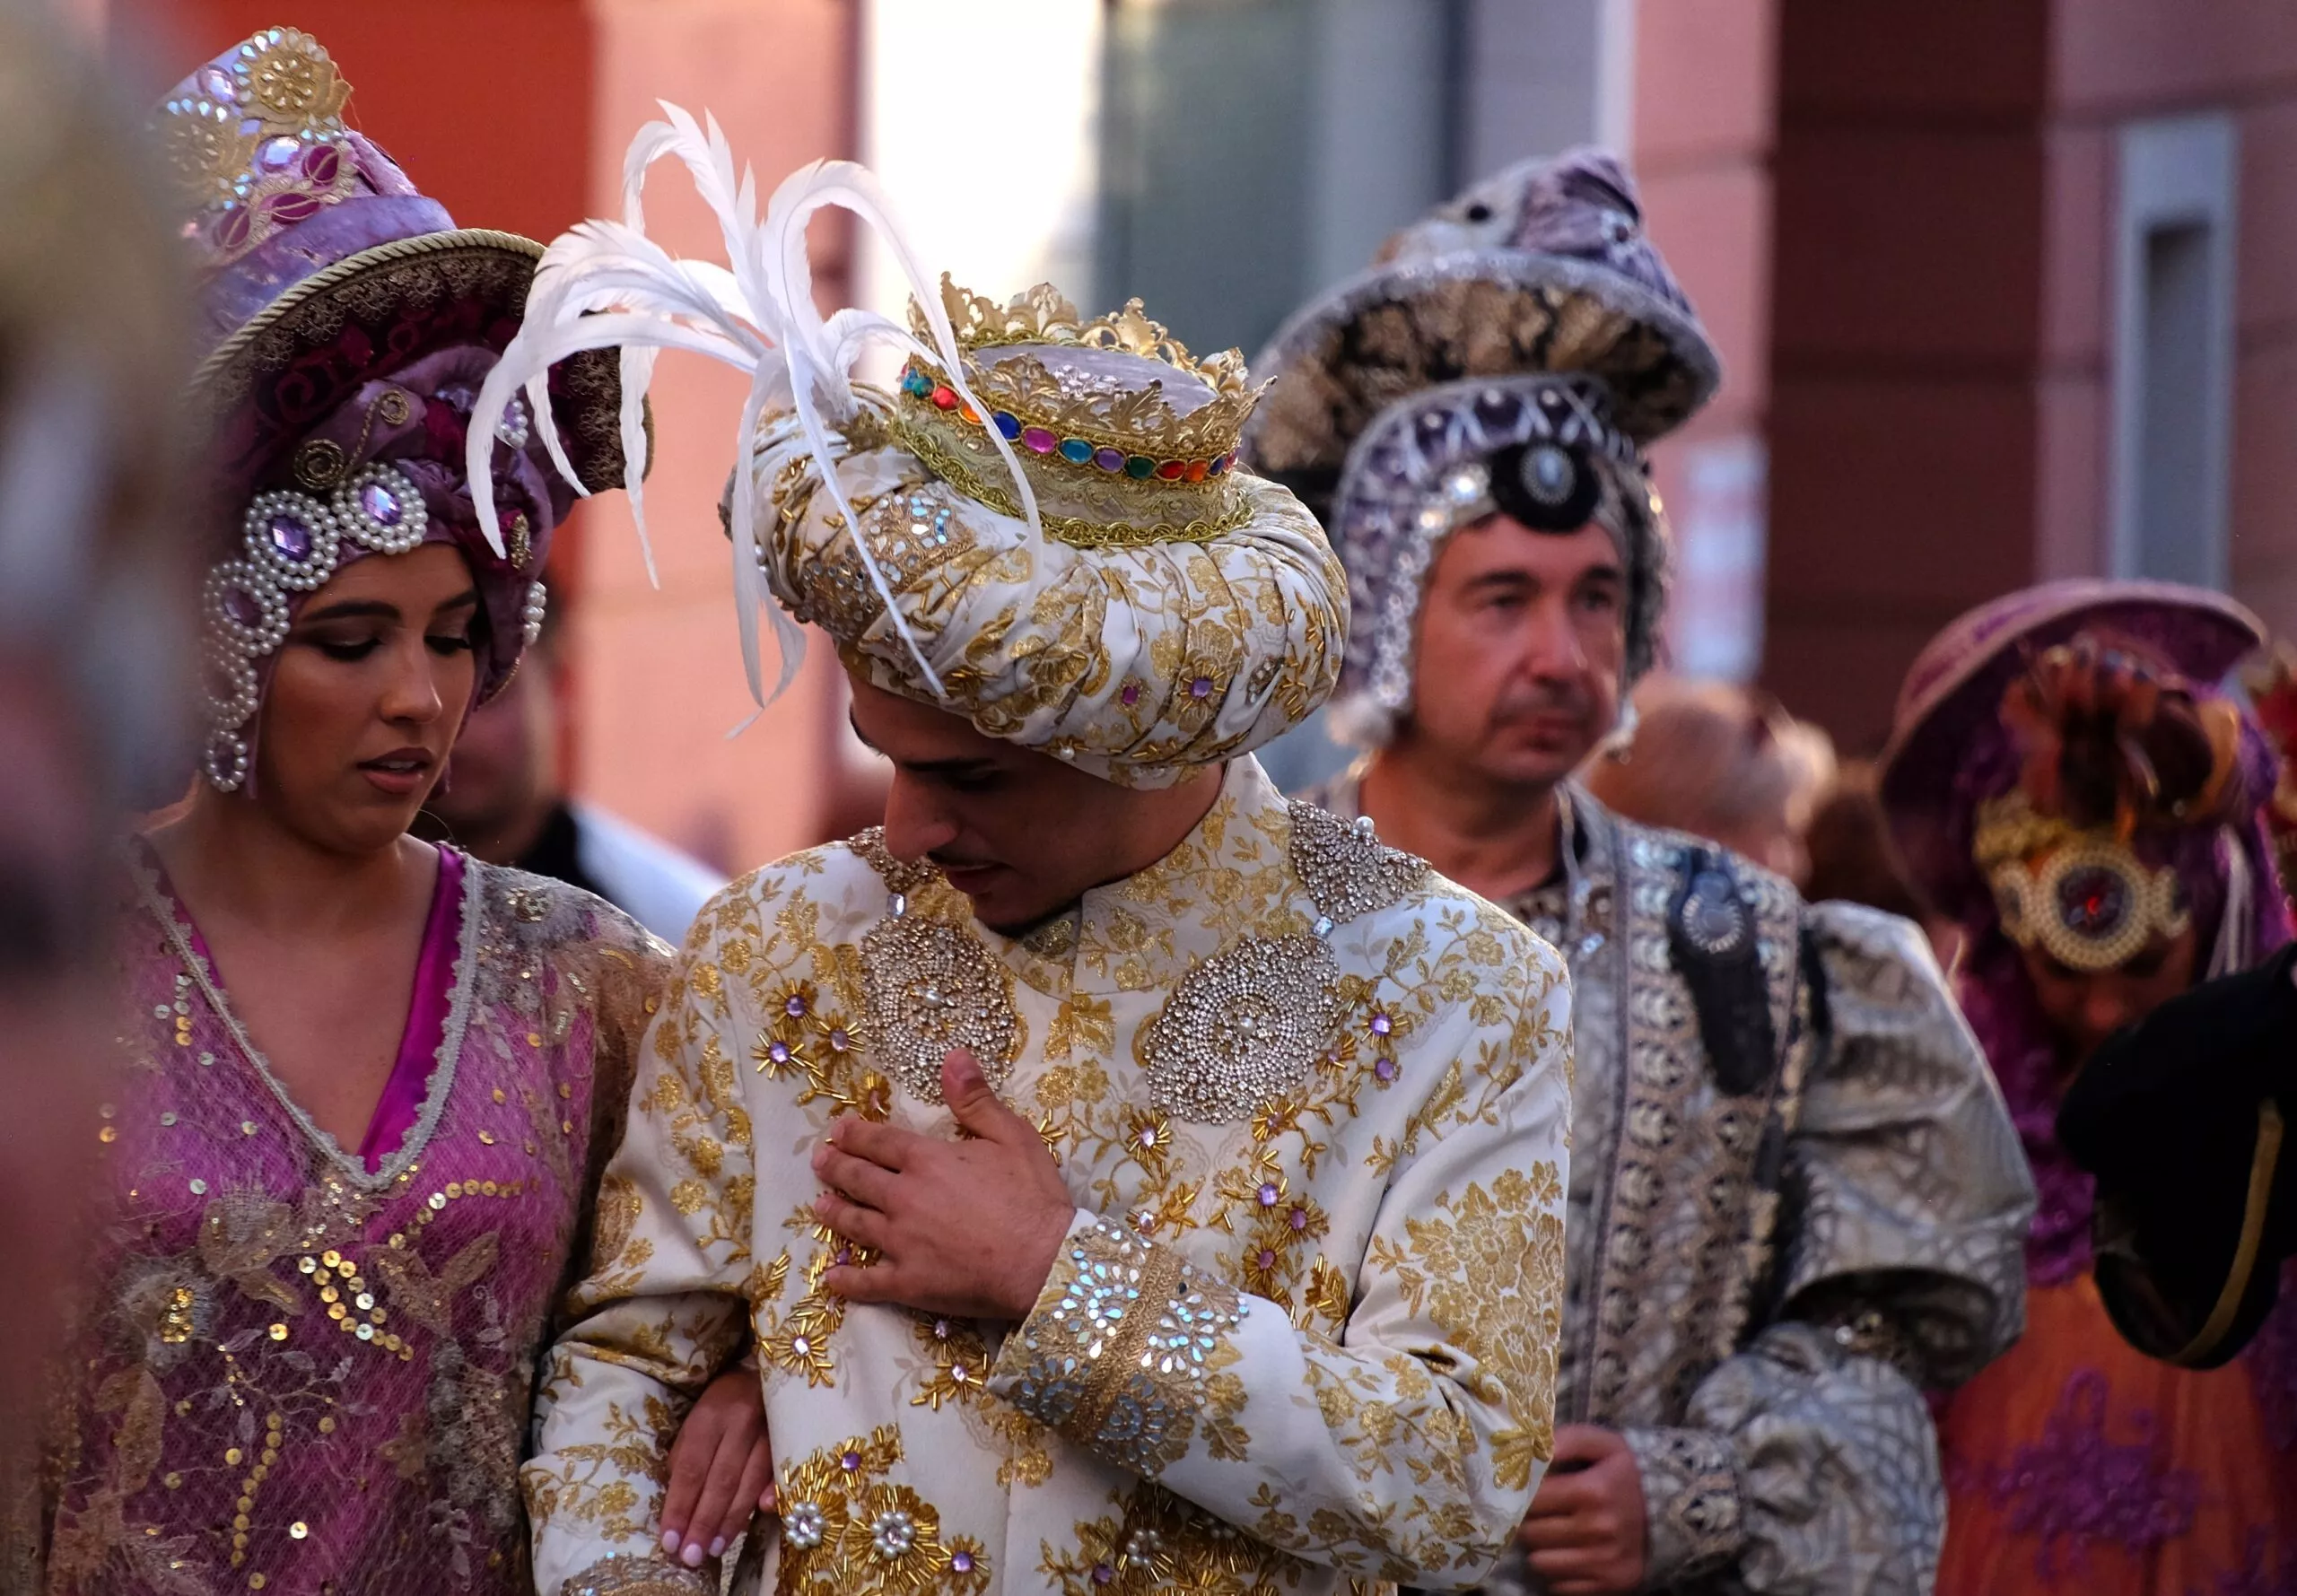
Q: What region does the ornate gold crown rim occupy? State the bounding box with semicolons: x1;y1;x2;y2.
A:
902;276;1264;463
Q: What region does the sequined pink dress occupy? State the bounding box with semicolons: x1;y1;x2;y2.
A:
30;845;671;1596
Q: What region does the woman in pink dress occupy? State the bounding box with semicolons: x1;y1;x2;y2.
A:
31;31;765;1594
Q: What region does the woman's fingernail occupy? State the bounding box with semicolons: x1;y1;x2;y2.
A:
681;1541;705;1568
659;1530;680;1554
709;1538;726;1558
761;1487;778;1513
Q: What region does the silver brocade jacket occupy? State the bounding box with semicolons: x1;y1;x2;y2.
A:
1310;776;2035;1596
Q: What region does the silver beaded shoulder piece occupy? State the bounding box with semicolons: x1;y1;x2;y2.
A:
1136;802;1431;1123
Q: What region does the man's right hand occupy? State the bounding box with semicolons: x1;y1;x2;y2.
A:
1518;1425;1648;1595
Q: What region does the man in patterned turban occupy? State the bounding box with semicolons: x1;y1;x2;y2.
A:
1246;150;2034;1596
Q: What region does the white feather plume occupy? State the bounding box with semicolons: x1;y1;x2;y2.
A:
466;105;1044;713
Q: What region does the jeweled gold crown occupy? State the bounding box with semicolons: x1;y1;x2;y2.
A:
891;279;1267;545
157;28;349;207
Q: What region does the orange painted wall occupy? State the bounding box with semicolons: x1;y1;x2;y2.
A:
126;1;598;246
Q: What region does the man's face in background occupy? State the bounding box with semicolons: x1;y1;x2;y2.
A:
1395;515;1626;790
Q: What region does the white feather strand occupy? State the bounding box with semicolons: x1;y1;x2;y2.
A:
468;109;1057;718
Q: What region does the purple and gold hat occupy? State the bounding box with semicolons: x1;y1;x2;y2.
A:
153;27;629;790
1880;580;2267;947
1241;149;1717;744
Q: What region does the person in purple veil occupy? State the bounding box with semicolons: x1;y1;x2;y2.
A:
1879;579;2297;1593
27;29;766;1595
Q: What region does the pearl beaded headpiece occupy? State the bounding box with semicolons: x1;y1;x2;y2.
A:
157;29;626;792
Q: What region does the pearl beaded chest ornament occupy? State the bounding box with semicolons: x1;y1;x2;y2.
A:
853;800;1428;1122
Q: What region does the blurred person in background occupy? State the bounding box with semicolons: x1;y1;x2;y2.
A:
1880;580;2297;1592
0;3;193;1575
1249;148;2031;1596
1804;758;1926;919
1802;758;1965;971
29;31;768;1595
422;593;725;945
1577;675;1835;886
2055;643;2297;1372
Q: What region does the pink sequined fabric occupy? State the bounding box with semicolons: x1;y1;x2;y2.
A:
32;850;670;1595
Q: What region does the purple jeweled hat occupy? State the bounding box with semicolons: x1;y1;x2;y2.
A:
1240;149;1717;745
153;27;630;790
1879;579;2266;930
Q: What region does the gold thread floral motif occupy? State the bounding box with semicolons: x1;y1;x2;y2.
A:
1042;1486;1298;1596
773;1425;991;1596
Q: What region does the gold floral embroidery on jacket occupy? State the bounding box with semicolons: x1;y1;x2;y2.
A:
1368;1163;1566;1488
772;1426;991;1595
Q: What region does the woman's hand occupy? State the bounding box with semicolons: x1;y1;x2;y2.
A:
658;1364;775;1569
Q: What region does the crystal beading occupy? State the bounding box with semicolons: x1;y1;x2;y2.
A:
198;462;431;791
1137;933;1340;1123
857;911;1018;1103
996;1217;1244;1478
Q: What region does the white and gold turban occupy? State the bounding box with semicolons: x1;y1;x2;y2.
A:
468;112;1342;787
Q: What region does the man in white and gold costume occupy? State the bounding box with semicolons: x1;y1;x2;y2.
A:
1245;152;2037;1595
476;126;1574;1596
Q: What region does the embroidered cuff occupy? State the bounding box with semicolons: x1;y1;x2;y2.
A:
1621;1426;1743;1586
560;1555;715;1596
988;1211;1244;1478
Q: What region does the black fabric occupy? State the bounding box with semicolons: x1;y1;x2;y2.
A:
1667;848;1777;1096
512;800;611;905
2058;941;2297;1365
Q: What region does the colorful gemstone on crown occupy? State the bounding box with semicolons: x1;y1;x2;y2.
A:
892;276;1263;496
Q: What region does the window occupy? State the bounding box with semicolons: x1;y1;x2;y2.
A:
2110;115;2238;589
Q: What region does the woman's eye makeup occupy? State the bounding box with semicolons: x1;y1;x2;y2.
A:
306;632;382;661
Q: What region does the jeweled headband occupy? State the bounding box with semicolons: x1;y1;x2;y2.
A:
197;355;559;790
1970;636;2245;973
1321;374;1659;741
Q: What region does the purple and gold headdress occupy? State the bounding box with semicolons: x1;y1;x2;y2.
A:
155;27;631;791
1243;149;1720;746
1882;580;2281;978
